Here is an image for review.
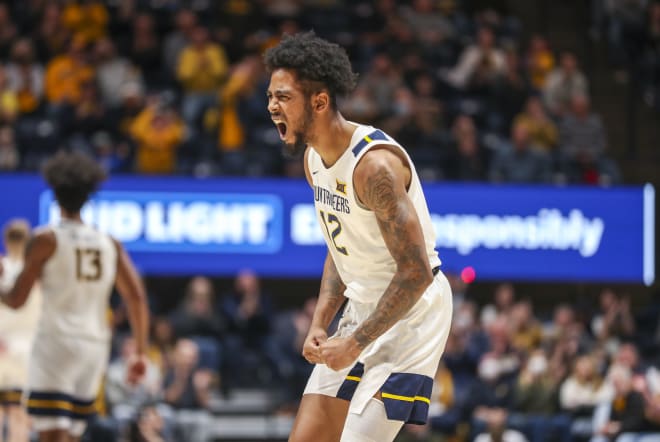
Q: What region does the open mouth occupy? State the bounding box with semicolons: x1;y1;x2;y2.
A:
276;122;287;140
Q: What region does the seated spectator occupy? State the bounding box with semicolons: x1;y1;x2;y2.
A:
169;276;225;341
163;339;214;410
125;13;162;88
513;95;558;152
509;300;543;353
32;3;69;64
61;0;109;44
591;289;636;348
489;48;531;135
128;404;174;442
0;4;17;60
163;9;197;76
525;34;555;90
94;37;144;109
0;66;18;124
488;120;552;183
358;52;404;120
543;51;589;116
0;125;18;171
443;114;489;181
44;36;95;111
176;25;228;128
5;38;44;115
106;336;162;432
445;26;506;92
129;96;186;174
591;366;660;442
510;349;572;442
61;80;108;144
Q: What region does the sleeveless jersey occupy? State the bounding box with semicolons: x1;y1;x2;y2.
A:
307;123;441;304
38;221;117;342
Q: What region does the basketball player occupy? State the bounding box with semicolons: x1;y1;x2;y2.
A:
264;32;453;442
0;151;150;442
0;219;40;442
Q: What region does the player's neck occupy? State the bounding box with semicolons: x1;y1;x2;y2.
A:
61;210;83;223
313;113;357;168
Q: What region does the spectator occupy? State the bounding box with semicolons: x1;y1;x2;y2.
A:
94;37;144;109
509;301;544;353
169;276;225;341
445;26;506;92
0;4;17;60
61;0;109;44
510;349;572;442
128;404;174;442
92;131;130;174
126;13;162;88
0;125;18;171
44;36;94;109
32;3;69;63
0;67;18;124
444;114;489;181
176;25;228;127
5;38;44;115
399;0;454;46
163;9;197;75
358;52;404;119
61;80;108;145
163;339;214;410
591;289;636;346
559;93;606;161
560;355;613;414
591;366;658;442
543;51;589;116
488;120;553;183
525;35;555;90
129;96;186;174
513;95;558;152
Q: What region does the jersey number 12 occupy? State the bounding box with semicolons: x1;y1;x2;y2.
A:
319;210;348;256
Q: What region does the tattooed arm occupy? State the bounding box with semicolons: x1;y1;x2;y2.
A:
302;251;347;364
351;146;433;349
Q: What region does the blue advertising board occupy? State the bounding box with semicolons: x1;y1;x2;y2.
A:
0;175;654;285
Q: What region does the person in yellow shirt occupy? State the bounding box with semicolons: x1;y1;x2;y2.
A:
513;95;558;152
61;0;109;44
0;67;18;124
526;35;555;90
176;26;228;127
129;97;186;174
44;37;94;107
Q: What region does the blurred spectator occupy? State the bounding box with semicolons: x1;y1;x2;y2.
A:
125;13;162;87
0;67;18;124
128;404;174;442
5;38;44;115
445;26;506;92
591;289;636;347
489;48;531;135
94;37;144;109
221;269;277;386
61;0;109;44
129;97;186;174
176;26;228;127
488;120;552;183
163;9;197;75
510;349;571;442
399;0;454;46
509;301;543;353
32;3;69;63
61;80;108;144
560;355;613;414
0;125;18;171
359;52;404;119
170;276;225;341
163;338;214;410
106;336;163;431
543;51;589;116
44;36;94;108
591;366;660;442
513;95;558;152
444;114;489;181
0;4;17;60
92;131;131;174
559;93;606;161
525;35;555;90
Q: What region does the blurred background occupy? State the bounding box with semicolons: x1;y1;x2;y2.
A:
0;0;658;441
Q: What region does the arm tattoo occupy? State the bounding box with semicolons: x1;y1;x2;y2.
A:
314;253;347;328
353;165;431;349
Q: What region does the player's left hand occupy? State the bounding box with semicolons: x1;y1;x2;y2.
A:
319;336;361;371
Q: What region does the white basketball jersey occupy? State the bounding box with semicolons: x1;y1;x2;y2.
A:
307;123;441;304
38;221;117;342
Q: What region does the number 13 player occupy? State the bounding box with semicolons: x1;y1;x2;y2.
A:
0;151;150;442
265;32;453;442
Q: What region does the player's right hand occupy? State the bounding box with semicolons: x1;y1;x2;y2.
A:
126;353;148;386
302;326;327;364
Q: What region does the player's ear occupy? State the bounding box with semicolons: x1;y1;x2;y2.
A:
313;92;329;113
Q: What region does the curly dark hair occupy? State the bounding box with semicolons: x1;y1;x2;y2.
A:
263;31;358;109
42;150;107;213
